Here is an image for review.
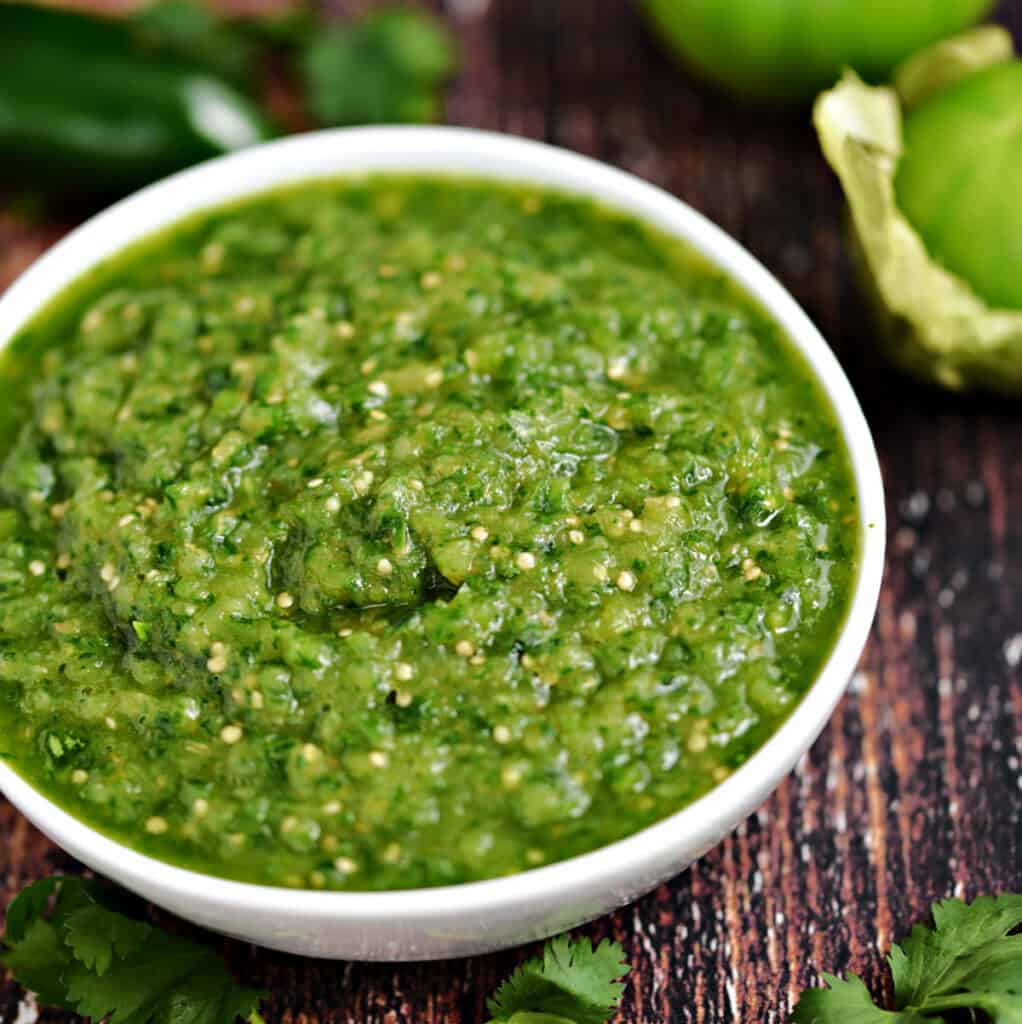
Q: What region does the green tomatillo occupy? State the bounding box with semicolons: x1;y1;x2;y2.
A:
640;0;993;103
815;26;1022;394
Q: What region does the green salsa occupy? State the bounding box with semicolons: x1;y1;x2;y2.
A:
0;176;858;890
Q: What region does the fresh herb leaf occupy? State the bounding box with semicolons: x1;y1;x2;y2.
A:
301;9;455;127
487;934;630;1024
1;876;264;1024
791;894;1022;1023
129;1;260;86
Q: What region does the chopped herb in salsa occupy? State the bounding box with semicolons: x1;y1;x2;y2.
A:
0;177;858;890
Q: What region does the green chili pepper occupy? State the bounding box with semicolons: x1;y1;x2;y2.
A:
0;4;275;196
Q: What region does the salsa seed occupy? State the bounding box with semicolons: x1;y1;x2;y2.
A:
145;816;168;835
220;725;243;745
377;557;394;576
395;662;414;681
206;652;227;673
334;856;358;874
516;551;536;571
99;563;116;583
424;368;443;388
307;477;324;489
382;843;402;864
501;766;522;789
301;743;321;762
526;848;545;864
276;591;295;609
105;716;117;730
323;800;341;816
492;725;512;744
71;769;89;785
378;264;397;278
360;358;377;374
335;321;355;339
325;494;341;512
455;640;475;658
395;690;414;707
410;478;424;492
250;691;264;710
193;798;209;817
368;750;389;768
27;560;45;577
202;241;224;269
742;559;763;582
369;409;388;421
470;525;489;542
616;570;637;591
338;627;354;637
606;357;627;380
629;519;643;533
367;380;389;397
593;564;609;582
568;529;585;544
421;271;442;289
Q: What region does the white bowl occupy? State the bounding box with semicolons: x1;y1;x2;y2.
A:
0;126;885;961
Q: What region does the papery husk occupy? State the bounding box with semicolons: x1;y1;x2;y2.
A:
813;28;1022;394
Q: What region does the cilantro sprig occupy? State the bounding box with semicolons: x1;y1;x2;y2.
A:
486;934;631;1024
301;9;456;128
2;876;627;1024
791;894;1022;1023
0;877;265;1024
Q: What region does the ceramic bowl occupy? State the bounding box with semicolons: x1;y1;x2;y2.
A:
0;126;885;961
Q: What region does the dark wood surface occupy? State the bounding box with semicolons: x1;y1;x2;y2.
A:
4;2;1022;1020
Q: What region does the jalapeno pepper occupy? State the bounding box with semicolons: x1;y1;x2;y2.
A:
0;4;275;196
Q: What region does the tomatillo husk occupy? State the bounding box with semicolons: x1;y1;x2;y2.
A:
814;27;1022;394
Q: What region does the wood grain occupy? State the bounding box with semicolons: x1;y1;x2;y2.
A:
3;1;1022;1020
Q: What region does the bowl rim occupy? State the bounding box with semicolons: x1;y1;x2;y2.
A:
0;125;885;922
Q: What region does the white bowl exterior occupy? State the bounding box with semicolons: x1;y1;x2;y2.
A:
0;127;885;961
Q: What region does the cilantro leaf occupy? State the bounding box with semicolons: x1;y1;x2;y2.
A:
4;877;62;943
301;9;455;127
487;935;630;1024
790;973;924;1023
790;894;1022;1023
891;895;1022;1011
65;929;260;1024
129;1;259;87
1;917;78;1009
64;903;152;975
1;876;264;1024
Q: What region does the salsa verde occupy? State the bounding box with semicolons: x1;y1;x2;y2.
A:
0;177;858;890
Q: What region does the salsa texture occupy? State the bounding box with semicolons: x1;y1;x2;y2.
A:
0;177;858;890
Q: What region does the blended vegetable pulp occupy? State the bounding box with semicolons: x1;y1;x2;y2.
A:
0;177;859;890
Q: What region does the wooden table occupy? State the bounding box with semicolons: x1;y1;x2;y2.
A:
3;2;1022;1020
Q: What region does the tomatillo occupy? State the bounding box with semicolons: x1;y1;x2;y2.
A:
641;0;993;103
